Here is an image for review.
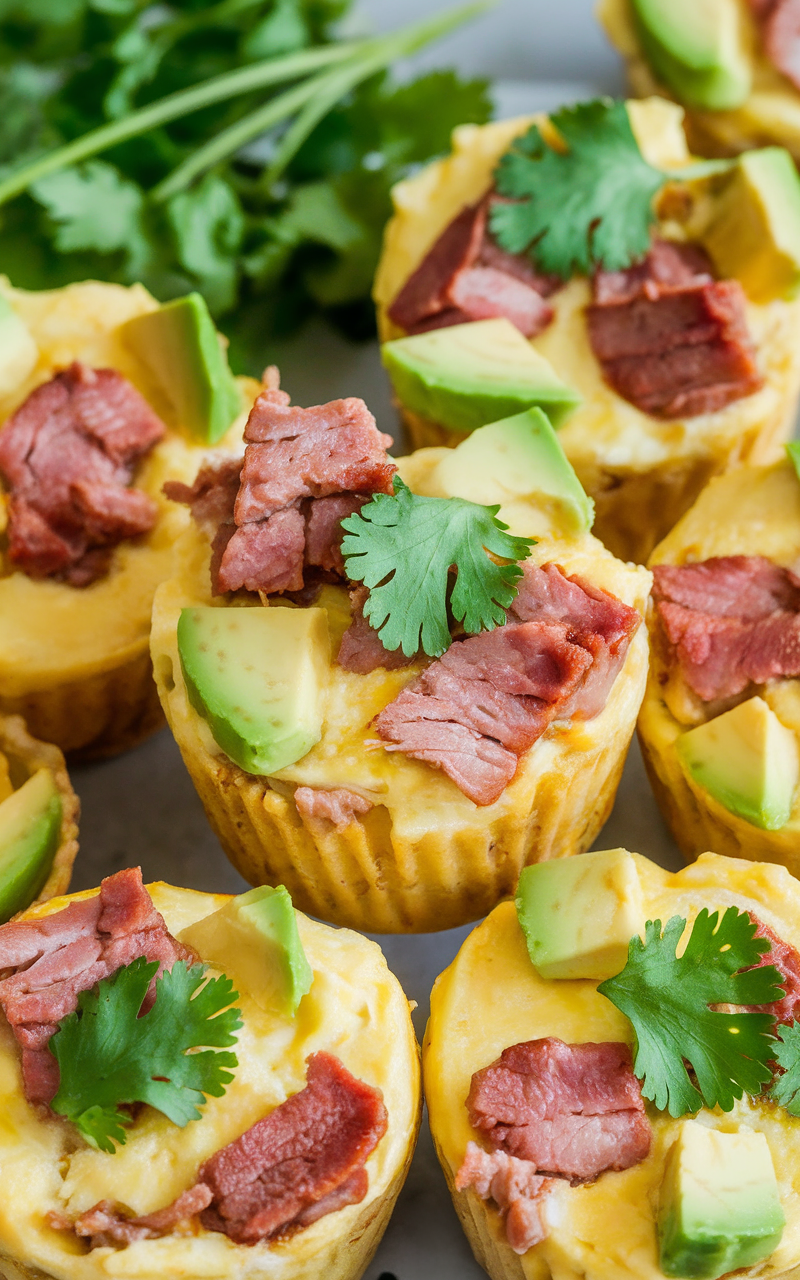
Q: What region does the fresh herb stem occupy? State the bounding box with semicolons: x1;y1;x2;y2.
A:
661;158;737;181
153;2;492;200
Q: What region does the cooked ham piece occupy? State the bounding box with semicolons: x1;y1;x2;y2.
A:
587;240;763;418
70;1052;388;1249
387;196;559;338
0;362;165;585
337;586;415;673
294;786;373;828
744;914;800;1025
746;0;800;89
0;868;193;1105
375;562;640;805
455;1142;554;1254
652;555;800;701
466;1038;651;1182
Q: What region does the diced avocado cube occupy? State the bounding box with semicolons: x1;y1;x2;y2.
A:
0;294;37;397
180;884;313;1017
702;148;800;303
120;292;241;444
432;407;594;534
631;0;751;110
677;695;799;830
788;440;800;483
515;848;644;981
177;605;330;776
382;318;581;435
0;769;62;924
659;1121;785;1279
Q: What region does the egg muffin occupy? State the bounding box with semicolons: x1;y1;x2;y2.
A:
0;714;79;922
425;847;800;1280
599;0;800;165
373;97;800;564
0;870;420;1280
638;452;800;873
0;279;257;759
150;385;650;934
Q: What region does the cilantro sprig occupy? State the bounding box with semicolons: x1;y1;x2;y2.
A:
51;958;242;1154
767;1023;800;1115
598;909;784;1118
340;477;534;658
490;97;732;281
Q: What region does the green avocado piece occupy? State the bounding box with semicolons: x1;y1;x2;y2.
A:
631;0;751;109
702;149;800;302
179;884;313;1017
0;294;37;397
382;317;581;435
120;292;241;444
659;1120;785;1279
788;440;800;482
0;769;62;924
432;408;594;534
177;605;330;776
515;848;644;981
677;695;799;830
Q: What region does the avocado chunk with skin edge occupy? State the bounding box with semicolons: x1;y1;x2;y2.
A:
630;0;752;111
431;407;594;535
179;885;313;1017
120;292;241;444
658;1120;785;1279
382;317;581;435
0;768;62;924
515;848;645;981
677;695;799;830
177;605;330;777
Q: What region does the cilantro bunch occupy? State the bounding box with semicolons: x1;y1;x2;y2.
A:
0;0;492;368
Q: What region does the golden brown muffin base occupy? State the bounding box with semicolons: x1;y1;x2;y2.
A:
0;714;79;907
0;648;163;761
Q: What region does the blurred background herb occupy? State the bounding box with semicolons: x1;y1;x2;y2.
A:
0;0;492;370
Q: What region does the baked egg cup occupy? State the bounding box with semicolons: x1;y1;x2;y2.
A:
150;433;650;935
424;848;800;1280
0;279;258;760
373;98;800;565
0;880;420;1280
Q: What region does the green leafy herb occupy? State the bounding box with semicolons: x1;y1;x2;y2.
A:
491;97;667;279
767;1023;800;1115
51;957;241;1154
598;909;783;1117
340;477;534;658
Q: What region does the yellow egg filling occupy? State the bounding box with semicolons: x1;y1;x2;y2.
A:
424;851;800;1280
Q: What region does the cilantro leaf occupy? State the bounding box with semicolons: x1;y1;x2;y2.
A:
598;909;783;1117
51;957;241;1154
340;477;534;658
767;1023;800;1115
30;160;152;278
166;173;244;316
491;97;665;279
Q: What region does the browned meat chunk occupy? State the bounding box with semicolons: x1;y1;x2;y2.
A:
219;507;306;594
387;197;558;338
0;362;165;585
652;555;800;701
588;242;762;418
163;456;243;538
304;494;366;574
744;914;800;1025
455;1142;554;1255
466;1038;651;1182
294;786;373;828
337;586;415;673
747;0;800;88
0;867;193;1105
67;1186;214;1247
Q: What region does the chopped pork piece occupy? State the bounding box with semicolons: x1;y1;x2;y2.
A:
70;1186;214;1247
377;701;519;806
387;196;557;338
163;456;242;537
0;867;193;1104
294;786;373;829
304;494;366;574
588;244;762;418
652;555;800;701
749;0;800;89
467;1038;651;1182
0;362;165;584
218;507;306;595
744;915;800;1025
455;1142;553;1254
336;586;414;673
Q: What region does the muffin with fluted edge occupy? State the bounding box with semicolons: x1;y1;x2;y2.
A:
0;868;420;1280
151;380;649;933
373;95;800;564
0;279;258;759
425;846;800;1280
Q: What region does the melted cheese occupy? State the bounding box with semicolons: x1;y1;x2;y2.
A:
373;101;800;475
0;884;419;1280
0;279;258;694
424;851;800;1280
